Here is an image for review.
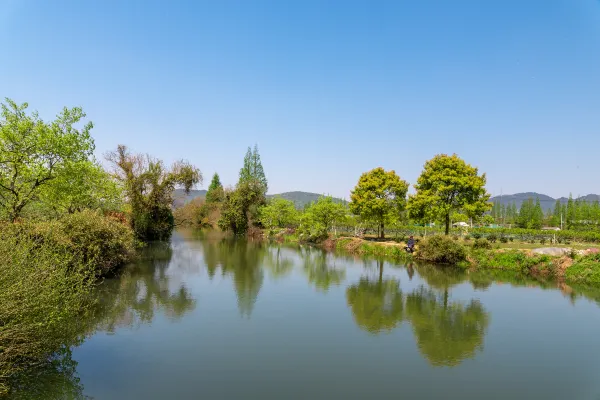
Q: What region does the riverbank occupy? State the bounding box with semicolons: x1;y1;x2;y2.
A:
269;231;600;286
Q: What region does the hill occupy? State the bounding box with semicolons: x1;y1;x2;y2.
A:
490;192;600;212
173;189;345;209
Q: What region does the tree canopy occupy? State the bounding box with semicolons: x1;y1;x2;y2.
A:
259;197;299;230
349;167;409;238
0;98;95;221
239;145;267;194
205;173;224;203
408;154;491;235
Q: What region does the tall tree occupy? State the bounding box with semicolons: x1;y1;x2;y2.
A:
349;167;409;239
259;197;299;229
205;173;224;203
532;198;544;229
238;145;268;194
106;145;201;241
407;154;491;235
0;99;94;221
567;194;575;227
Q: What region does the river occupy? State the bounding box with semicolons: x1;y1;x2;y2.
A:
10;230;600;399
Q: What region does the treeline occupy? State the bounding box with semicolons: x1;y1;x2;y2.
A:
490;196;600;230
177;151;493;240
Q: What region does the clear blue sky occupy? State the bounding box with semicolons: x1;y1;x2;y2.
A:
1;0;599;200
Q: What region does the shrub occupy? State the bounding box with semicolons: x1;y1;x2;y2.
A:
509;237;514;242
540;238;547;245
472;232;482;239
452;235;459;241
472;238;492;250
500;236;508;243
565;254;600;284
487;233;498;243
416;235;467;264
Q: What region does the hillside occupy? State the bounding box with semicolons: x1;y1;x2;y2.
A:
173;189;345;209
490;192;600;212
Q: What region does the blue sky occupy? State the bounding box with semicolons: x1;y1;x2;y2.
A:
1;0;599;200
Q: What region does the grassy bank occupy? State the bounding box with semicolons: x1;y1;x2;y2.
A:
272;230;600;286
0;210;137;395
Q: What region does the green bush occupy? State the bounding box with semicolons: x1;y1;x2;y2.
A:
472;238;492;250
416;235;467;264
487;233;498;243
565;254;600;284
500;236;508;243
472;233;482;239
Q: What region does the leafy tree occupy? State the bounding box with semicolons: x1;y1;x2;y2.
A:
407;154;491;235
349;167;409;239
106;145;201;241
0;99;94;221
299;196;347;240
259;197;299;230
532;198;544;229
551;199;562;227
218;181;266;234
205;173;224;203
567;194;575;227
38;160;122;216
239;144;267;194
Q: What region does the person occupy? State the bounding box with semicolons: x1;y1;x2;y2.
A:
406;236;415;253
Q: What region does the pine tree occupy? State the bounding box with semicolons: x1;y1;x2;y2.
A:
567;194;575;228
206;173;224;203
532;198;543;229
552;199;562;227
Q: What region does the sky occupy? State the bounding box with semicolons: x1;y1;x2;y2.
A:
1;0;599;200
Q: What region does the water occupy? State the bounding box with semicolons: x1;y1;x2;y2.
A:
11;230;600;399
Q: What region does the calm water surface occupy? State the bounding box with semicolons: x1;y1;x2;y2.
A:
13;231;600;399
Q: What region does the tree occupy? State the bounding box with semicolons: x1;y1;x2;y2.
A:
218;181;266;234
551;199;562;227
205;173;224;203
349;167;409;239
407;154;491;235
106;145;201;241
259;197;299;230
38;160;122;216
239;145;267;194
0;98;94;221
532;198;544;229
299;196;347;240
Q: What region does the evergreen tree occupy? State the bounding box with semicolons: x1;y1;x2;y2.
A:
567;194;575;227
206;173;224;203
238;145;268;194
552;199;562;227
532;198;543;229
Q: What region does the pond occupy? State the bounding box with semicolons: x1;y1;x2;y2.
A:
11;230;600;399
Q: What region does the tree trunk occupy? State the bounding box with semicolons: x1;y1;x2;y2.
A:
378;259;384;284
379;222;385;239
445;213;450;235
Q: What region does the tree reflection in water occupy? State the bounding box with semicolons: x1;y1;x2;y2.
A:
301;246;346;293
347;260;490;367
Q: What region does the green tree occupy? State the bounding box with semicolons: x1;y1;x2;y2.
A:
300;196;347;240
37;160;122;216
218;181;266;234
407;154;491;235
349;167;409;239
0;99;94;221
551;199;562;227
107;145;201;241
205;173;224;203
239;144;267;194
259;197;299;229
567;194;575;227
532;198;544;229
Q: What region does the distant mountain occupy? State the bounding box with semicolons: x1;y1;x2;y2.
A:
490;192;600;212
173;189;345;209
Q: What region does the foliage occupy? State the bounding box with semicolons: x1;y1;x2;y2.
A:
238;145;267;194
472;238;492;250
486;233;498;243
0;211;136;393
107;145;201;241
259;197;299;230
218;181;266;235
0;98;95;222
349;167;409;239
416;235;468;264
37;159;122;217
205;173;224;203
517;197;544;229
298;196;347;242
565;254;600;284
407;154;491;235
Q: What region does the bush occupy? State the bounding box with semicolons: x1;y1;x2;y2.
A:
472;233;482;239
472;238;492;250
565;254;600;283
416;235;467;264
500;236;508;243
540;238;547;245
487;233;498;243
509;237;514;242
452;235;459;241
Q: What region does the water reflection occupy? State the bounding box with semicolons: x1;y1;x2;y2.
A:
301;247;346;293
346;259;490;367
